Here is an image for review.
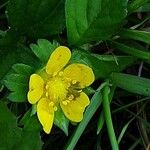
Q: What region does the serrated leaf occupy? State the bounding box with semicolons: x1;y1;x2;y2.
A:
19;109;32;126
30;39;59;63
0;45;38;81
7;90;27;102
0;102;22;150
7;0;65;38
4;64;33;102
14;115;43;150
12;63;34;75
54;107;69;136
66;0;128;45
5;74;28;83
110;72;150;96
4;80;27;92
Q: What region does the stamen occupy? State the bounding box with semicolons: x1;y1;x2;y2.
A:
53;72;57;77
62;101;67;105
68;94;74;100
77;90;82;93
49;101;54;106
46;85;49;90
54;106;58;111
46;92;49;97
58;71;63;76
67;83;71;87
72;80;77;84
66;100;70;103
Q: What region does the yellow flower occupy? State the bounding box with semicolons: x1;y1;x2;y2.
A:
27;46;95;134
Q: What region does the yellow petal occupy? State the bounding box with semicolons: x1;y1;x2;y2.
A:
46;46;71;75
37;98;54;134
27;74;44;104
63;63;95;88
60;92;90;122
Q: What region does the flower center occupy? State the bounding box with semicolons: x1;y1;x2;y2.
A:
45;77;67;103
41;71;82;111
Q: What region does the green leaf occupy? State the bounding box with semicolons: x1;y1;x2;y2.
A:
14;115;43;150
0;29;20;46
110;72;150;96
19;109;32;126
118;118;134;144
7;0;65;38
66;0;128;45
97;111;104;134
23;115;42;131
0;47;19;81
0;102;22;150
0;0;7;6
12;64;34;75
4;64;34;102
30;39;59;63
128;0;148;13
54;107;69;136
83;87;95;95
120;29;150;44
136;2;150;12
111;41;150;61
0;44;38;81
71;50;135;79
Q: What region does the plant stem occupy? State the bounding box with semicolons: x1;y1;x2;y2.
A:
102;83;119;150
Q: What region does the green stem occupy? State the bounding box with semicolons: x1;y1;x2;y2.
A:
102;82;119;150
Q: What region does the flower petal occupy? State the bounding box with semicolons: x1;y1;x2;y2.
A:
63;63;95;88
46;46;71;75
37;98;54;134
60;92;90;122
27;74;44;104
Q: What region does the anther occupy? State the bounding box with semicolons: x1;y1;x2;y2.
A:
62;101;67;105
72;80;77;84
66;100;70;103
67;83;71;87
46;85;49;90
46;92;49;97
68;94;74;100
49;101;54;106
77;90;82;93
54;106;58;111
53;72;57;77
58;71;63;76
